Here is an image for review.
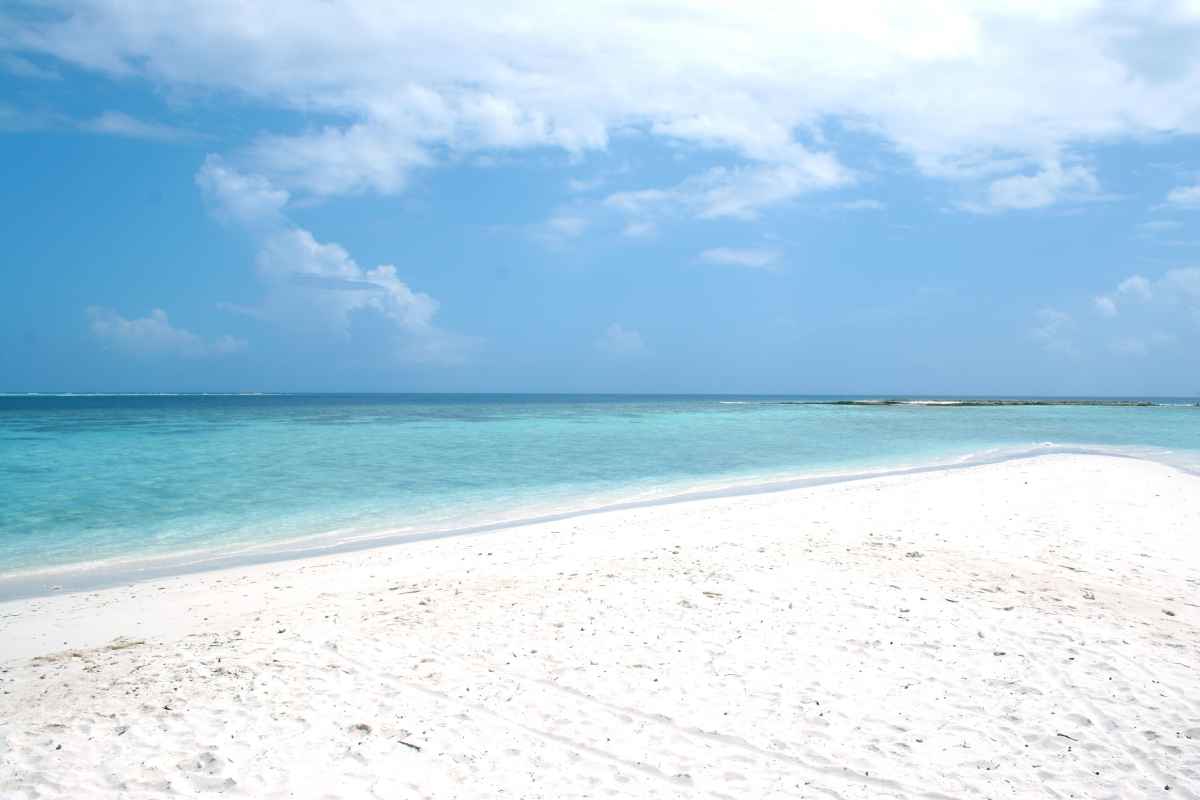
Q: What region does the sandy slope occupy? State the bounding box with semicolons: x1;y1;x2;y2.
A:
1;454;1198;798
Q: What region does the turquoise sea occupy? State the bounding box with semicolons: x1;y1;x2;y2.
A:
1;394;1198;598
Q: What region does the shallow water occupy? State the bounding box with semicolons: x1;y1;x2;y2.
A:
2;393;1198;586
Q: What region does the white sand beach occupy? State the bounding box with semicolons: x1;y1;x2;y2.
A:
2;453;1198;798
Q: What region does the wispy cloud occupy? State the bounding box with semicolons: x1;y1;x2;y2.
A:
596;323;647;357
80;111;199;142
836;199;885;211
541;213;588;239
567;176;606;194
517;211;592;247
1093;295;1118;317
87;307;245;358
1135;220;1182;238
1031;307;1077;357
621;221;656;239
1165;182;1200;210
699;248;780;270
606;157;851;223
0;104;199;142
1110;332;1175;358
0;103;57;132
1;54;59;81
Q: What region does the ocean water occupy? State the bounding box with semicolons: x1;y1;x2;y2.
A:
2;394;1198;594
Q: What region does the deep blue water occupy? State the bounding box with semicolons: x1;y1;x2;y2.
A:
1;393;1198;580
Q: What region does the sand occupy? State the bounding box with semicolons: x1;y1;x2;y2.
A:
1;453;1198;798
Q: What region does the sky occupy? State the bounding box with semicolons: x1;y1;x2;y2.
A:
2;1;1199;396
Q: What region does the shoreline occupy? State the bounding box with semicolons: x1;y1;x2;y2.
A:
2;452;1197;797
3;442;1194;602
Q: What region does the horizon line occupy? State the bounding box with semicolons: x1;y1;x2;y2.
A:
2;391;1199;400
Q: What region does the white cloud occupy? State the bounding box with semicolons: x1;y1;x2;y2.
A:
543;214;588;239
605;188;672;217
1162;266;1200;304
196;156;471;363
1049;267;1199;359
837;199;885;211
607;158;851;222
621;221;656;238
1117;274;1153;302
0;102;56;132
248;121;430;196
1136;219;1182;236
1033;307;1072;338
1111;331;1174;357
1111;336;1148;356
195;156;290;227
17;2;1200;212
1093;295;1118;317
1165;182;1200;209
1092;273;1153;318
522;211;590;246
699;247;780;270
697;159;852;219
596;323;647;357
1031;307;1076;356
1;54;59;80
80;110;197;142
0;103;199;142
979;161;1099;211
567;176;606;194
87;307;245;358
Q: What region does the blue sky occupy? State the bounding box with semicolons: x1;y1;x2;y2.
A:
2;2;1199;395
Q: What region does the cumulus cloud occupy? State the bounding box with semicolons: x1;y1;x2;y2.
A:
699;248;780;270
195;156;290;227
1052;266;1198;360
15;2;1200;213
196;156;471;363
1117;275;1153;302
1106;268;1200;313
596;323;647;357
1094;273;1155;316
247;121;431;197
1165;182;1200;209
977;161;1100;212
87;307;245;358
